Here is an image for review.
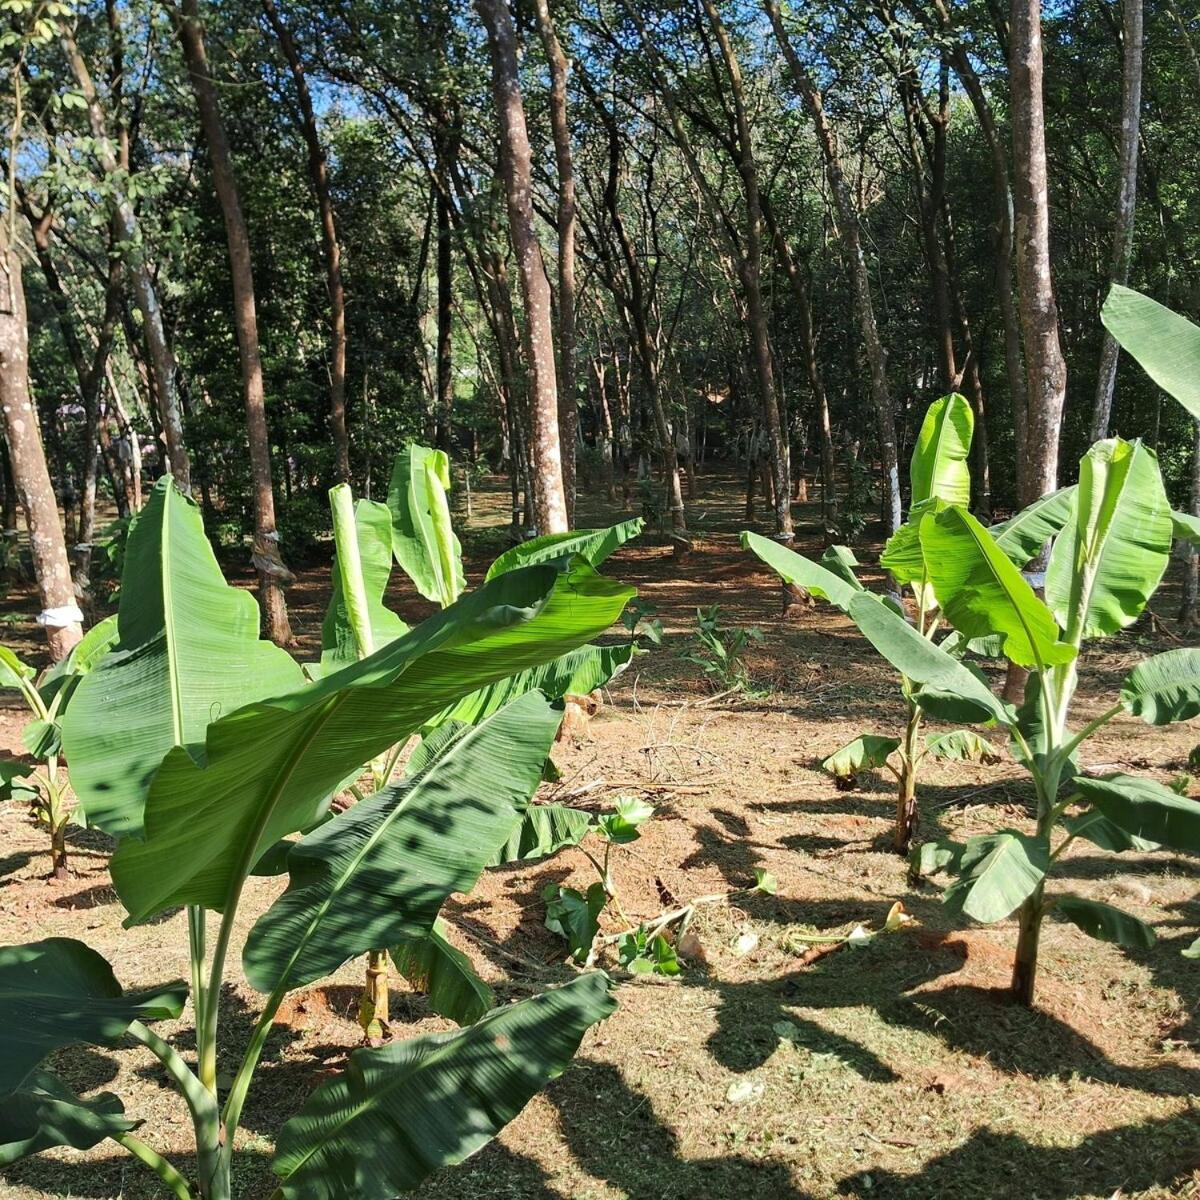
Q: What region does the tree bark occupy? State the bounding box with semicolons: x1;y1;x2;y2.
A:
1090;0;1143;441
178;0;292;643
533;0;578;526
765;0;901;532
1009;0;1068;505
0;253;82;661
476;0;569;536
61;29;191;492
261;0;351;483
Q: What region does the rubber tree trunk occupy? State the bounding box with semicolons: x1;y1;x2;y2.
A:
1090;0;1143;441
178;0;292;644
261;0;351;483
477;0;569;536
0;254;82;661
765;0;900;532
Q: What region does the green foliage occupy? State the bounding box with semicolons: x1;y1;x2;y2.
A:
682;604;763;692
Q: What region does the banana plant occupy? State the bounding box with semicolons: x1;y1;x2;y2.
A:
0;619;116;878
1;474;635;1198
861;436;1198;1007
747;395;1000;853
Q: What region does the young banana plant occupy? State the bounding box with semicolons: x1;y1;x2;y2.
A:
747;395;998;853
0;474;635;1199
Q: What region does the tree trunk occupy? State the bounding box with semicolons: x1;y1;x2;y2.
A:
765;0;900;532
1010;0;1068;505
1179;420;1200;629
534;0;578;527
261;0;351;483
0;254;81;661
178;0;292;644
477;0;569;536
1090;0;1143;441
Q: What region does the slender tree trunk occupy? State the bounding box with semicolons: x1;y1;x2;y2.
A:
261;0;351;482
534;0;578;526
765;0;900;532
477;0;568;535
1179;420;1200;629
1010;0;1068;505
178;0;292;643
1091;0;1143;440
0;254;81;661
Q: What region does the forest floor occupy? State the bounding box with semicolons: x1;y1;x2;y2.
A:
1;469;1199;1200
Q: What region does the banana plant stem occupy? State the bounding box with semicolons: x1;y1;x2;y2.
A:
113;1132;194;1200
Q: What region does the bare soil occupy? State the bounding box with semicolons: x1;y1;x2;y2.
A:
1;470;1198;1200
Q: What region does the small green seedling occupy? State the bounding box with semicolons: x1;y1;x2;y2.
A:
621;598;663;645
682;604;763;693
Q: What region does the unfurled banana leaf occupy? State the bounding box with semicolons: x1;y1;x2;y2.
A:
1120;648;1200;725
271;972;615;1200
1045;439;1172;643
942;829;1048;923
1061;809;1157;853
320;493;407;673
920;506;1075;669
988;486;1076;568
486;517;644;581
0;1071;135;1165
0;646;35;690
1075;774;1200;852
1101;284;1200;420
112;559;632;924
37;614;118;711
61;477;306;838
909;393;973;510
1171;509;1200;545
388;444;464;608
821;734;899;779
1054;895;1156;950
487;802;593;867
241;691;562;994
742;531;860;611
390;921;494;1026
0;938;185;1091
925;730;999;763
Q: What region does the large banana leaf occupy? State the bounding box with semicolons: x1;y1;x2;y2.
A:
388;445;464;608
989;487;1076;567
241;691;562;994
1045;439;1172;643
1120;648;1200;725
1101;284;1200;420
0;1071;134;1165
910;393;973;510
111;559;633;923
920;506;1075;669
943;830;1048;923
61;478;306;837
272;972;615;1200
390;921;494;1026
486;517;644;581
879;514;930;588
0;938;185;1091
321;495;408;673
847;592;1012;725
743;531;861;611
1075;774;1200;852
1054;896;1155;950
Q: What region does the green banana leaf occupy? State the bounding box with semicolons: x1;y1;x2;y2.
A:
37;614;118;712
1054;895;1155;950
924;730;998;763
910;393;973;510
846;592;1012;725
271;972;615;1200
1171;509;1200;545
1045;439;1172;643
61;477;306;837
1075;774;1200;852
486;802;593;867
920;506;1075;669
1101;284;1200;420
390;921;494;1026
989;486;1076;567
321;495;408;672
486;518;644;581
388;444;465;608
0;938;185;1091
1120;648;1200;725
1060;809;1157;853
0;1071;135;1165
0;647;35;690
943;830;1048;923
241;691;562;994
111;558;632;923
742;530;861;611
821;735;900;779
